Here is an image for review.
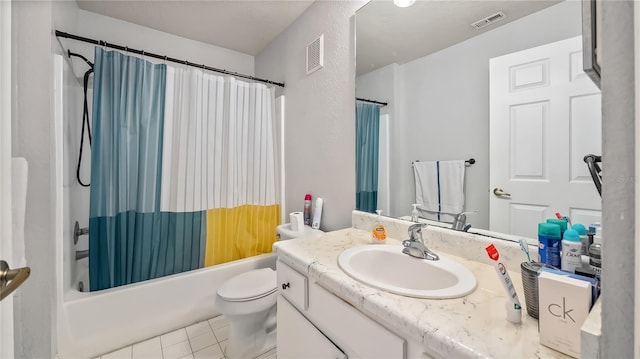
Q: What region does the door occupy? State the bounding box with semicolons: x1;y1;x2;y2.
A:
0;0;13;357
490;36;602;240
277;296;347;359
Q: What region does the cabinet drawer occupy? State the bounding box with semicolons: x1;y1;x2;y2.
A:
277;261;308;310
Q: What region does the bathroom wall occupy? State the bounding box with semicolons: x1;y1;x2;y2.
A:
600;1;635;356
358;1;582;227
255;0;368;231
69;9;254;78
11;1;58;357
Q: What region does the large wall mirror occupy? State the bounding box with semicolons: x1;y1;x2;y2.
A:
355;0;602;239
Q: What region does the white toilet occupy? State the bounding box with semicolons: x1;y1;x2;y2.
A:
216;268;278;359
216;225;324;358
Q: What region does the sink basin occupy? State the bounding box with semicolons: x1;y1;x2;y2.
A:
338;245;477;299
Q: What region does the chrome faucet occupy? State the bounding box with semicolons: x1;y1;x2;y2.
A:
402;223;439;261
451;212;472;232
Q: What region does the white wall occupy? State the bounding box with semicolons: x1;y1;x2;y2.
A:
11;1;58;357
600;1;635;356
368;0;582;228
255;0;368;231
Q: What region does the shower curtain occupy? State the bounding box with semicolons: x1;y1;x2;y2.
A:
355;102;380;213
89;48;279;291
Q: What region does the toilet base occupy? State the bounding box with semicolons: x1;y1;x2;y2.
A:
224;306;277;359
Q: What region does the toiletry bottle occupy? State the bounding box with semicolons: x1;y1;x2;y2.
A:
371;210;387;244
303;194;312;226
538;223;561;267
311;197;323;230
561;229;582;273
546;218;568;238
589;227;602;277
411;204;420;222
570;223;589;255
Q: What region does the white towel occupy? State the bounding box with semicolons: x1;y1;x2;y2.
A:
413;160;465;222
12;158;28;268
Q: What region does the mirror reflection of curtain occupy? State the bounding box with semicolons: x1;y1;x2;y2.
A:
89;48;280;291
355;102;380;213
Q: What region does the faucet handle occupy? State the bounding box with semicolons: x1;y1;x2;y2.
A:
408;223;427;241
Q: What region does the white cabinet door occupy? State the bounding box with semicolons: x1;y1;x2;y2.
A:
489;36;602;240
277;295;347;359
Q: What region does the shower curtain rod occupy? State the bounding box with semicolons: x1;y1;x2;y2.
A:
356;97;388;107
55;30;285;88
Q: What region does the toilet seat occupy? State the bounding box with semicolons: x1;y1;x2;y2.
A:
218;268;277;302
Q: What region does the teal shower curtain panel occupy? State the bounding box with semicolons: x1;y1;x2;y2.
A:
89;48;204;291
355;102;380;213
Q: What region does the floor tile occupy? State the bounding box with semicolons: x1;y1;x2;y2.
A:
101;346;132;359
189;331;217;353
162;340;192;359
208;315;229;330
186;321;213;339
212;325;229;342
178;354;195;359
132;337;162;358
193;344;224;359
161;328;188;348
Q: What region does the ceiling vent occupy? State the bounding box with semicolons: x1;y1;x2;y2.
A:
471;11;507;30
306;34;324;75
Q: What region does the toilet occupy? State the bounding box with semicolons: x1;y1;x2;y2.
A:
216;268;278;359
216;225;324;358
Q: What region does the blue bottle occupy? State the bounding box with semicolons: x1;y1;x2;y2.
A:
538;223;561;267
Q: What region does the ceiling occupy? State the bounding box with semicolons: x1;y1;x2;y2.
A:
356;0;562;76
76;0;315;56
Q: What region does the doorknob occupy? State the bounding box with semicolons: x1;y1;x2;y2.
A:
493;188;512;198
0;260;31;302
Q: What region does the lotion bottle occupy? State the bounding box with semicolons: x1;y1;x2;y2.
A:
411;204;420;222
371;210;387;244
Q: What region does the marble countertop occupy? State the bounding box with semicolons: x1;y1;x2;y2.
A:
273;228;570;359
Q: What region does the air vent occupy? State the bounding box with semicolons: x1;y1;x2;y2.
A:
471;11;507;30
306;34;324;75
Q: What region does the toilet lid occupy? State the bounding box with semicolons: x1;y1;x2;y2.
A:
218;268;277;302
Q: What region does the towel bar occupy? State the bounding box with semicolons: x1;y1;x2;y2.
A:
412;158;476;167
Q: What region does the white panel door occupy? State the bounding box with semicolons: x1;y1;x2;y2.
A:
490;36;602;240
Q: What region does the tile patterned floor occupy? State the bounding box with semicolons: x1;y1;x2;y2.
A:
96;315;277;359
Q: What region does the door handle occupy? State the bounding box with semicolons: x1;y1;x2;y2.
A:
0;260;31;302
493;188;512;198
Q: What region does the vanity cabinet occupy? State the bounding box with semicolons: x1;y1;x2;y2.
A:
276;260;407;358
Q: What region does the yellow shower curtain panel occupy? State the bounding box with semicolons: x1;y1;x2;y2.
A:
205;204;281;266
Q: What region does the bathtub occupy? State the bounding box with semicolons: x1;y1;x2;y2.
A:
56;253;276;359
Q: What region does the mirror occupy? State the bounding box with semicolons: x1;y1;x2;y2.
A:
355;0;602;238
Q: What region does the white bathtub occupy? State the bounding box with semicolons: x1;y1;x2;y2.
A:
56;253;276;359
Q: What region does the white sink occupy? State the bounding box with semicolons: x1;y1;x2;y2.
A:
338;245;477;299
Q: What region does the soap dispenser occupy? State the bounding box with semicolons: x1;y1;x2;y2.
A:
411;204;420;222
371;210;387;244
